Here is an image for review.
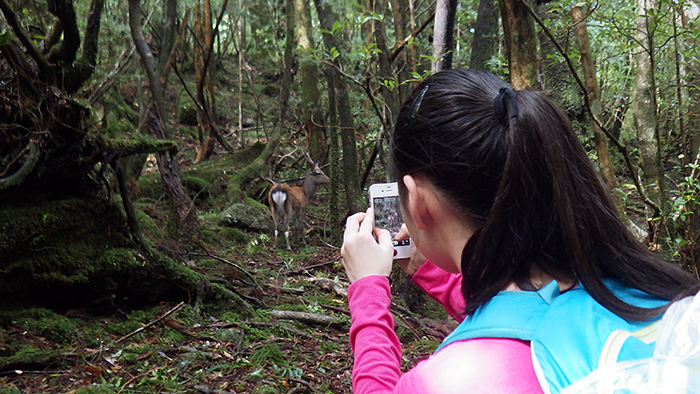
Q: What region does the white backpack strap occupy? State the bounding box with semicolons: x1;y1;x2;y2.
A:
597;320;660;368
531;345;552;394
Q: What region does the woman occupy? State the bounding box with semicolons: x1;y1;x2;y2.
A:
341;69;699;394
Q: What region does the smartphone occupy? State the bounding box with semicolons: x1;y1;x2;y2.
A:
369;182;411;259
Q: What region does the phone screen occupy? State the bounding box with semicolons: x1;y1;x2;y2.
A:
373;196;410;247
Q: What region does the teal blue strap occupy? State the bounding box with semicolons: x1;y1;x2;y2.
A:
435;281;560;352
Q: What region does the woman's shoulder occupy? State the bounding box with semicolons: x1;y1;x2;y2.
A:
398;338;544;394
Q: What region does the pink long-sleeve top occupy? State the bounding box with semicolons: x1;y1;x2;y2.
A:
347;261;545;394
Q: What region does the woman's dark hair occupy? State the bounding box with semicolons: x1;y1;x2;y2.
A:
390;69;699;321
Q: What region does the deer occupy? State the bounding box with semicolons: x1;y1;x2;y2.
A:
268;152;329;250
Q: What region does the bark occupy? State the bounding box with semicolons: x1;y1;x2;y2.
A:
633;0;665;235
46;0;80;64
373;0;400;120
158;0;178;74
129;0;195;233
322;64;341;243
0;0;55;85
82;0;104;67
499;0;538;88
390;0;412;103
315;0;360;215
295;0;327;164
194;0;233;162
572;6;618;194
469;0;499;70
194;4;205;145
0;19;40;99
431;0;458;71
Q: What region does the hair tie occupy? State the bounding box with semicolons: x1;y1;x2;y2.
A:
411;85;430;119
493;87;519;124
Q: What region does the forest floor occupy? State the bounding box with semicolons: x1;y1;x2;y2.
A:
0;142;455;394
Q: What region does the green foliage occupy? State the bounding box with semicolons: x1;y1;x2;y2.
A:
75;386;117;394
250;344;284;365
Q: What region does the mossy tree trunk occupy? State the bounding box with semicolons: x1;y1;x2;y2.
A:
573;5;621;209
295;0;327;164
469;0;499;71
633;0;666;242
500;0;538;89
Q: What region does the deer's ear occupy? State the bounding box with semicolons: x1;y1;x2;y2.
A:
402;174;441;232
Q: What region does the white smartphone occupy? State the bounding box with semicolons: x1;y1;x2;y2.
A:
369;182;411;259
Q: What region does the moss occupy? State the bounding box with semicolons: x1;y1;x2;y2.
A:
181;174;209;195
0;346;62;370
0;197;138;297
0;308;76;344
135;207;164;242
75;385;118;394
134;172;165;200
220;228;248;243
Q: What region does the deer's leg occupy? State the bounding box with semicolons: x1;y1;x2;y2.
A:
271;210;279;247
299;209;307;246
284;219;291;250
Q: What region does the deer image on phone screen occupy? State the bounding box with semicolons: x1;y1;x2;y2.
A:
369;182;411;258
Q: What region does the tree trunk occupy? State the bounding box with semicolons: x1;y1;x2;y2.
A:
315;0;360;216
129;0;195;235
374;0;400;119
390;0;412;103
499;0;538;88
572;5;619;198
322;64;341;244
469;0;499;71
157;0;177;74
633;0;665;239
431;0;457;71
295;0;327;164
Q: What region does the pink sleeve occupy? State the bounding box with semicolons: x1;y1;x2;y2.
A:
410;261;466;321
348;276;402;394
348;275;544;394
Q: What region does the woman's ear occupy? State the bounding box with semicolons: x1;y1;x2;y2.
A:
402;174;439;231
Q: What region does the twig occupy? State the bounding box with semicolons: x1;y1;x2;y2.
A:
307;277;348;297
116;301;185;343
193;385;235;394
390;11;436;62
270;310;342;327
206;320;317;340
288;378;322;394
184;251;260;290
282;256;341;275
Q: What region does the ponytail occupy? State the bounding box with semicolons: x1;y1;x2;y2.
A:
391;69;699;321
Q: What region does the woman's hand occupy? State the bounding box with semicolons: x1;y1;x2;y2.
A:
395;224;427;276
341;208;394;283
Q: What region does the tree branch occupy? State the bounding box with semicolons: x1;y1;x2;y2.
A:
0;142;38;190
390;12;435;62
0;0;55;85
46;0;81;64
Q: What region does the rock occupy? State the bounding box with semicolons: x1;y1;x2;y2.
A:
219;202;271;232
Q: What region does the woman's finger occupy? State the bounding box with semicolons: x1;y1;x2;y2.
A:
358;207;375;234
395;223;410;241
344;211;366;239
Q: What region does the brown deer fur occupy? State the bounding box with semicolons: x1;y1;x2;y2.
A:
268;156;329;250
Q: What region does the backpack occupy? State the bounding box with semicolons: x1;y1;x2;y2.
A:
435;279;671;394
